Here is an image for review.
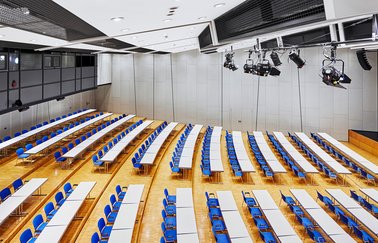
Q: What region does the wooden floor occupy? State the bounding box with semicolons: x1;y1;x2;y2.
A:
0;112;377;243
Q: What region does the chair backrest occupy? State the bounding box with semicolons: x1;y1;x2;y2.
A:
54;151;62;160
13;178;23;191
162;209;167;219
339;213;348;225
350;190;359;201
62;147;68;154
115;185;122;196
33;214;44;231
353;226;363;240
64;183;72;195
104;146;109;153
97;218;105;232
75;139;81;145
25;144;33;150
43;136;49;142
36;139;43;145
91;232;100;243
22;129;28;134
164;188;169;198
14;132;21;137
0;187;11;201
110;194;117;206
92;155;99;163
104;204;111;218
98;150;104;158
68;143;74;150
20;229;33;243
44;202;54;216
55;191;64;204
16;148;24;156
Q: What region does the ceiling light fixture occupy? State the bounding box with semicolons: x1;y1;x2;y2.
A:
289;49;305;68
163;19;172;22
121;28;130;32
224;48;238;71
111;17;124;22
22;8;30;15
214;3;226;8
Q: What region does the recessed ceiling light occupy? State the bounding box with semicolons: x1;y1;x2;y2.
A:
111;17;124;22
214;3;226;8
198;16;207;20
163;19;172;22
22;8;30;15
121;28;129;32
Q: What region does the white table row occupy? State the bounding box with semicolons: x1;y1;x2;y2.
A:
140;122;179;165
318;132;378;174
216;191;252;242
108;184;145;243
360;188;378;203
35;181;96;243
273;132;318;174
252;190;301;243
326;189;378;236
253;131;286;173
26;113;112;155
232;131;255;172
290;189;356;243
210;126;224;172
0;178;48;225
295;132;351;174
102;121;153;163
0;109;96;151
63;115;135;161
178;125;203;169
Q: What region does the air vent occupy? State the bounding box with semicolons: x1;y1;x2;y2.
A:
198;26;213;49
261;39;278;49
282;27;331;46
343;18;373;41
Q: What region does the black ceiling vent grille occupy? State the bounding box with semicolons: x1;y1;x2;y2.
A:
0;0;105;41
261;39;278;49
85;39;135;50
282;27;331;46
0;40;46;50
153;51;170;55
198;25;213;49
343;18;373;41
215;0;326;42
130;47;154;53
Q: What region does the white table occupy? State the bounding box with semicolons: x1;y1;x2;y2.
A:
63;115;135;160
108;228;133;243
178;125;203;169
112;204;139;230
66;181;96;201
34;225;67;243
217;191;238;211
176;188;194;208
327;189;378;235
177;233;200;243
253;131;286;173
121;184;145;204
140;122;179;165
252;190;279;210
263;210;298;238
278;235;303;243
295;133;351;175
360;188;378;203
12;178;47;197
26;113;112;155
177;208;198;234
0;109;95;152
209;126;224;172
102;121;153;162
232;131;255;172
318;132;378;174
290;189;321;209
273;131;318;174
47;200;83;226
222;211;251;240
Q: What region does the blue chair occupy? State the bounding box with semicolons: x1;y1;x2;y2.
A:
22;129;28;134
110;194;121;211
242;191;256;207
104;204;117;224
36;139;43;145
296;215;314;229
20;229;36;243
162;210;176;228
115;185;126;201
280;191;296;206
353;225;374;243
13;178;23;191
42;136;49;142
64;183;73;197
25;143;33;150
307;228;326;243
68;143;74;150
14;132;21;137
259;230;276;243
0;188;11;202
3;136;11;141
16;148;29;162
317;191;333;206
62;147;68;155
164;188;176;204
55;192;66;207
254;217;269;230
92;155;105;171
54;151;66;163
205;192;219;207
33;214;47;235
249;207;263;218
44;202;57;220
91;232;107;243
211;219;226;231
161;222;177;242
97;217;112;239
212;225;230;243
163;199;176;216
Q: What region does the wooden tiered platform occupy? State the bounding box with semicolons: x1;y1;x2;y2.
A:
349;130;378;157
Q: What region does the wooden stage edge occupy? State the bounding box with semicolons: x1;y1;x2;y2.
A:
349;130;378;157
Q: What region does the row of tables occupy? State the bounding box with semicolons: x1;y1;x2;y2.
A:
176;188;199;243
35;181;96;242
273;132;318;173
252;190;301;243
317;132;378;175
360;188;378;203
253;131;287;173
25;113;112;155
290;189;356;242
326;189;378;236
232;131;255;173
101;120;154;163
216;191;252;242
63;115;135;164
209;126;224;173
140;122;179;167
178;125;203;170
0;109;96;153
108;184;145;243
0;178;48;225
295;132;351;175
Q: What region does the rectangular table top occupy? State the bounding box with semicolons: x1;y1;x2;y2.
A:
217;191;238;211
122;184;145;204
108;228;133;243
12;178;47;197
252;190;279;210
177;207;198;235
176;188;194;208
66;181;96;201
360;188;378;203
112;204;139;230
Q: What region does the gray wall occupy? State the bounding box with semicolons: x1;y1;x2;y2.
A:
96;48;378;141
0;90;95;139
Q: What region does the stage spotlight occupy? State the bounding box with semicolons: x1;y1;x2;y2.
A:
356;49;372;70
321;65;351;89
243;59;255;74
254;60;271;76
224;52;238;71
289;49;305;68
270;51;282;66
269;66;281;76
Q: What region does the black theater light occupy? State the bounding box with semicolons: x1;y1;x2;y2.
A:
289;49;305;68
270;51;282;66
224;52;238;71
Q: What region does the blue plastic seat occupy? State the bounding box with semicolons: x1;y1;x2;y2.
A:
91;232;108;243
259;230;276;243
20;229;36;243
54;151;66;163
242;191;256;207
0;188;11;202
110;194;121;211
116;185;126;201
164;188;176;204
64;183;73;197
162;210;176;228
353;225;374;243
55;191;66;207
104;204;117;224
163;199;176;216
98;217;112;239
44;202;57;220
161;222;177;242
33;214;47;235
16;148;29;159
307;228;326;243
13;178;23;191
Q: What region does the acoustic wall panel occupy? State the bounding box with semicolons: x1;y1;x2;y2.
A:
44;83;61;99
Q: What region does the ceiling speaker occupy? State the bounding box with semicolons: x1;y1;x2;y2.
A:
356;50;372;71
